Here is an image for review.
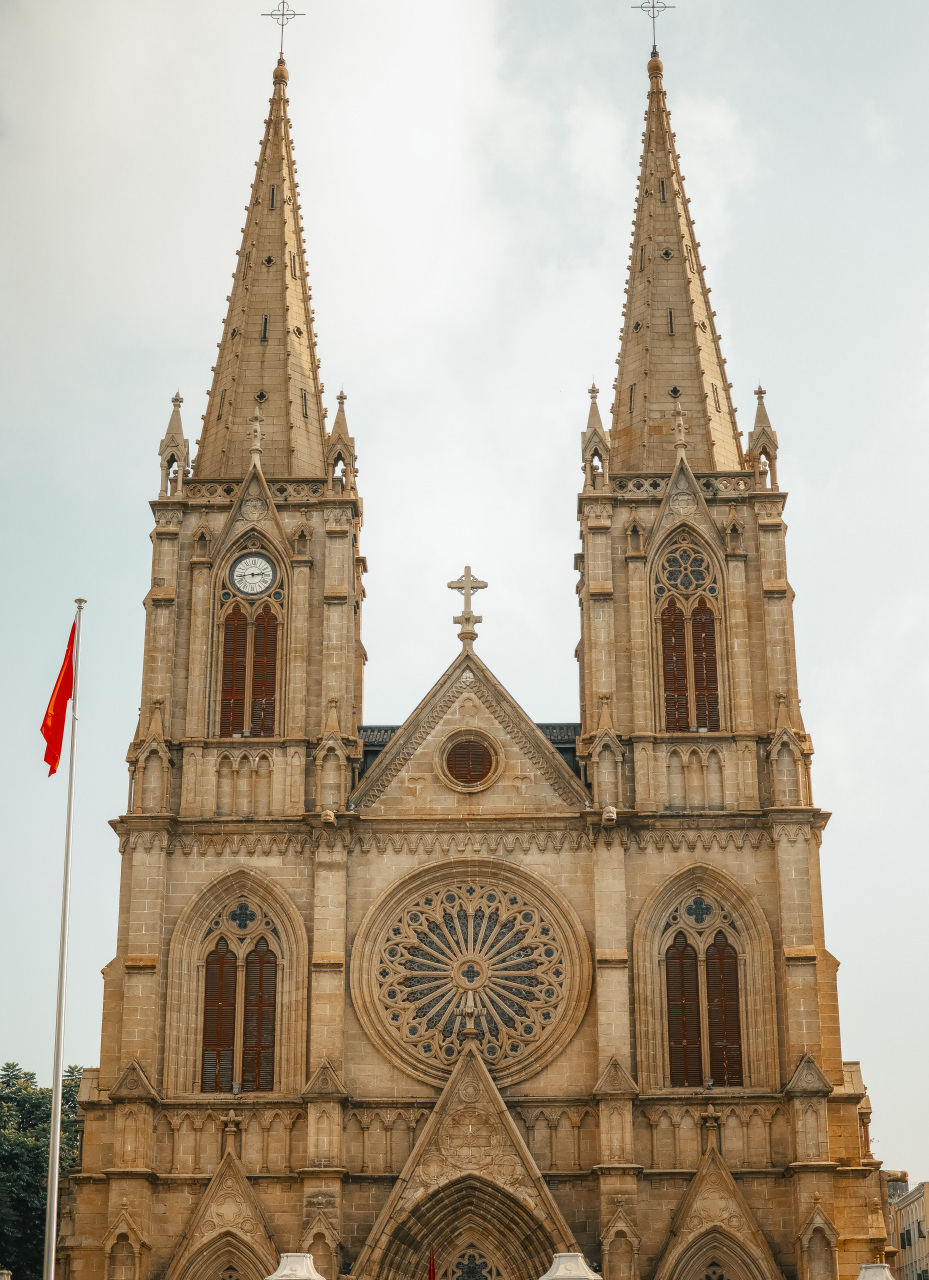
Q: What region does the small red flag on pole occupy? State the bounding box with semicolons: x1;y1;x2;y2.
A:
41;600;85;1280
429;1250;436;1280
41;623;76;776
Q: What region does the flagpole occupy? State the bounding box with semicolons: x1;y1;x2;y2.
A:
43;598;86;1280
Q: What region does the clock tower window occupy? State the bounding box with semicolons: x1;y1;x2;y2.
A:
219;602;280;738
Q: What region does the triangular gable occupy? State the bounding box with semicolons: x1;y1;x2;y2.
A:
350;648;590;815
109;1059;160;1102
593;1056;638;1099
351;1042;576;1280
163;1149;278;1280
654;1144;781;1280
213;463;291;561
785;1054;834;1097
797;1201;839;1248
103;1206;149;1256
648;453;724;552
302;1059;347;1100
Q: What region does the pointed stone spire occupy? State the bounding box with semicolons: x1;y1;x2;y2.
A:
194;57;328;479
158;392;189;498
586;382;603;432
610;52;743;473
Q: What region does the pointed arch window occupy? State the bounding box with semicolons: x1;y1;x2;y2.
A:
656;537;721;733
201;939;237;1093
200;934;280;1094
219;601;280;738
250;605;278;737
242;937;277;1092
665;931;702;1086
706;930;743;1085
691;598;720;731
220;606;247;737
661;601;689;731
663;921;744;1088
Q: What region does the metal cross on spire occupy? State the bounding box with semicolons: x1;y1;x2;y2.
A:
262;0;304;58
632;0;675;54
447;565;488;650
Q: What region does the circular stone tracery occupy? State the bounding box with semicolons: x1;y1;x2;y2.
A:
352;863;592;1086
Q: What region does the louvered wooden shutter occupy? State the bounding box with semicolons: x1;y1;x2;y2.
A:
705;930;743;1085
447;740;493;784
250;604;278;737
241;937;277;1093
661;601;689;731
665;930;702;1086
691;598;720;731
201;938;236;1093
220;606;247;737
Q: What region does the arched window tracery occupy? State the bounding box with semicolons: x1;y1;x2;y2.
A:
661;913;744;1088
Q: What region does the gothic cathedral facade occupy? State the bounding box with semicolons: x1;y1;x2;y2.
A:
61;47;894;1280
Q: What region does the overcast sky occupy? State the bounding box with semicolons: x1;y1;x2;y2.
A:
2;0;927;1180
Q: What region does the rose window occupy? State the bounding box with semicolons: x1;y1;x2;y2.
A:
655;534;717;599
376;882;566;1072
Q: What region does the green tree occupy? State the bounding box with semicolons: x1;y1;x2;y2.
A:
0;1063;83;1280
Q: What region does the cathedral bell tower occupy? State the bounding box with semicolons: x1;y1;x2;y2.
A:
574;49;888;1280
65;57;365;1280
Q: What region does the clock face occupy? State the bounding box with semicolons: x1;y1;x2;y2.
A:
230;554;276;596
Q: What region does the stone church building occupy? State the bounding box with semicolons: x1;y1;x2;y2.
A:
61;44;895;1280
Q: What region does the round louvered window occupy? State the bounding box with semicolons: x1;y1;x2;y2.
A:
446;740;493;785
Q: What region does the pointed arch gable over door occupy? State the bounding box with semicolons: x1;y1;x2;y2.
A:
359;1176;565;1280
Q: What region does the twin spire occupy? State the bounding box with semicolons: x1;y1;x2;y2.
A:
191;48;748;482
609;53;744;473
195;57;329;479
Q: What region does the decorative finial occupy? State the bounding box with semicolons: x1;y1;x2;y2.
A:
673;401;689;457
247;407;265;470
263;0;304;61
755;384;767;401
337;389;347;407
632;0;675;57
172;390;183;409
447;565;488;651
588;382;599;402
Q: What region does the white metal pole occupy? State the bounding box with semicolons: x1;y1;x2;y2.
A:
43;598;86;1280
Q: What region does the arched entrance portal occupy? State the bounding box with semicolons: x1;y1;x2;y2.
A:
656;1231;781;1280
172;1232;276;1280
369;1176;563;1280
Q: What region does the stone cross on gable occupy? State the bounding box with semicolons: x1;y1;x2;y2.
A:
447;565;488;650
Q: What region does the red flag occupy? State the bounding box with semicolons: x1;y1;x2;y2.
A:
428;1251;436;1280
41;623;75;776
